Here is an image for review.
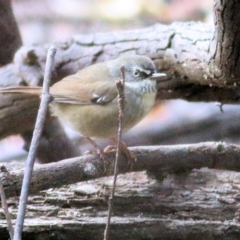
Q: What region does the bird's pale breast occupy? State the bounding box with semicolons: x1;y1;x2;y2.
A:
50;87;156;138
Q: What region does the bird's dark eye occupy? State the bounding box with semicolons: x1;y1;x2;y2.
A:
133;69;150;79
134;70;140;76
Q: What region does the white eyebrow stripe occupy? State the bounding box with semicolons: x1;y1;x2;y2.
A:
135;67;152;75
142;69;151;75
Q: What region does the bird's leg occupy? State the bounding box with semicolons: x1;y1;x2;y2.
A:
85;137;108;173
104;138;136;168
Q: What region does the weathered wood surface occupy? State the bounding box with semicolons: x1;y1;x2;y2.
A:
1;168;240;240
0;142;240;239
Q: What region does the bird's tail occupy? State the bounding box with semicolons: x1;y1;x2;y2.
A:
0;86;42;95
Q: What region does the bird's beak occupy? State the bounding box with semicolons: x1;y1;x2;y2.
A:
150;72;167;81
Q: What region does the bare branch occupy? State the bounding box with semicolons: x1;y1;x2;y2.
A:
104;66;125;239
2;142;240;199
0;21;239;104
13;47;56;240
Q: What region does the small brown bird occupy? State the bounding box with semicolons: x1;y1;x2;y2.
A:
0;55;166;154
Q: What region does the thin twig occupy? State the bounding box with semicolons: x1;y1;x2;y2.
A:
13;46;56;240
104;66;125;240
0;173;13;240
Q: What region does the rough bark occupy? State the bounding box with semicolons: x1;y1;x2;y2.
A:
1;142;240;199
211;0;240;83
1;22;223;98
2;142;240;239
1;167;240;239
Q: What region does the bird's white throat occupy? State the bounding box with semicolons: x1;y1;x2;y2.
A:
125;79;157;94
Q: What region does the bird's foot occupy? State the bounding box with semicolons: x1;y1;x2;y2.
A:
104;140;136;169
85;137;109;174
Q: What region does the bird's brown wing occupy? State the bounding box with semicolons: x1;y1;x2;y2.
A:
51;74;118;105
